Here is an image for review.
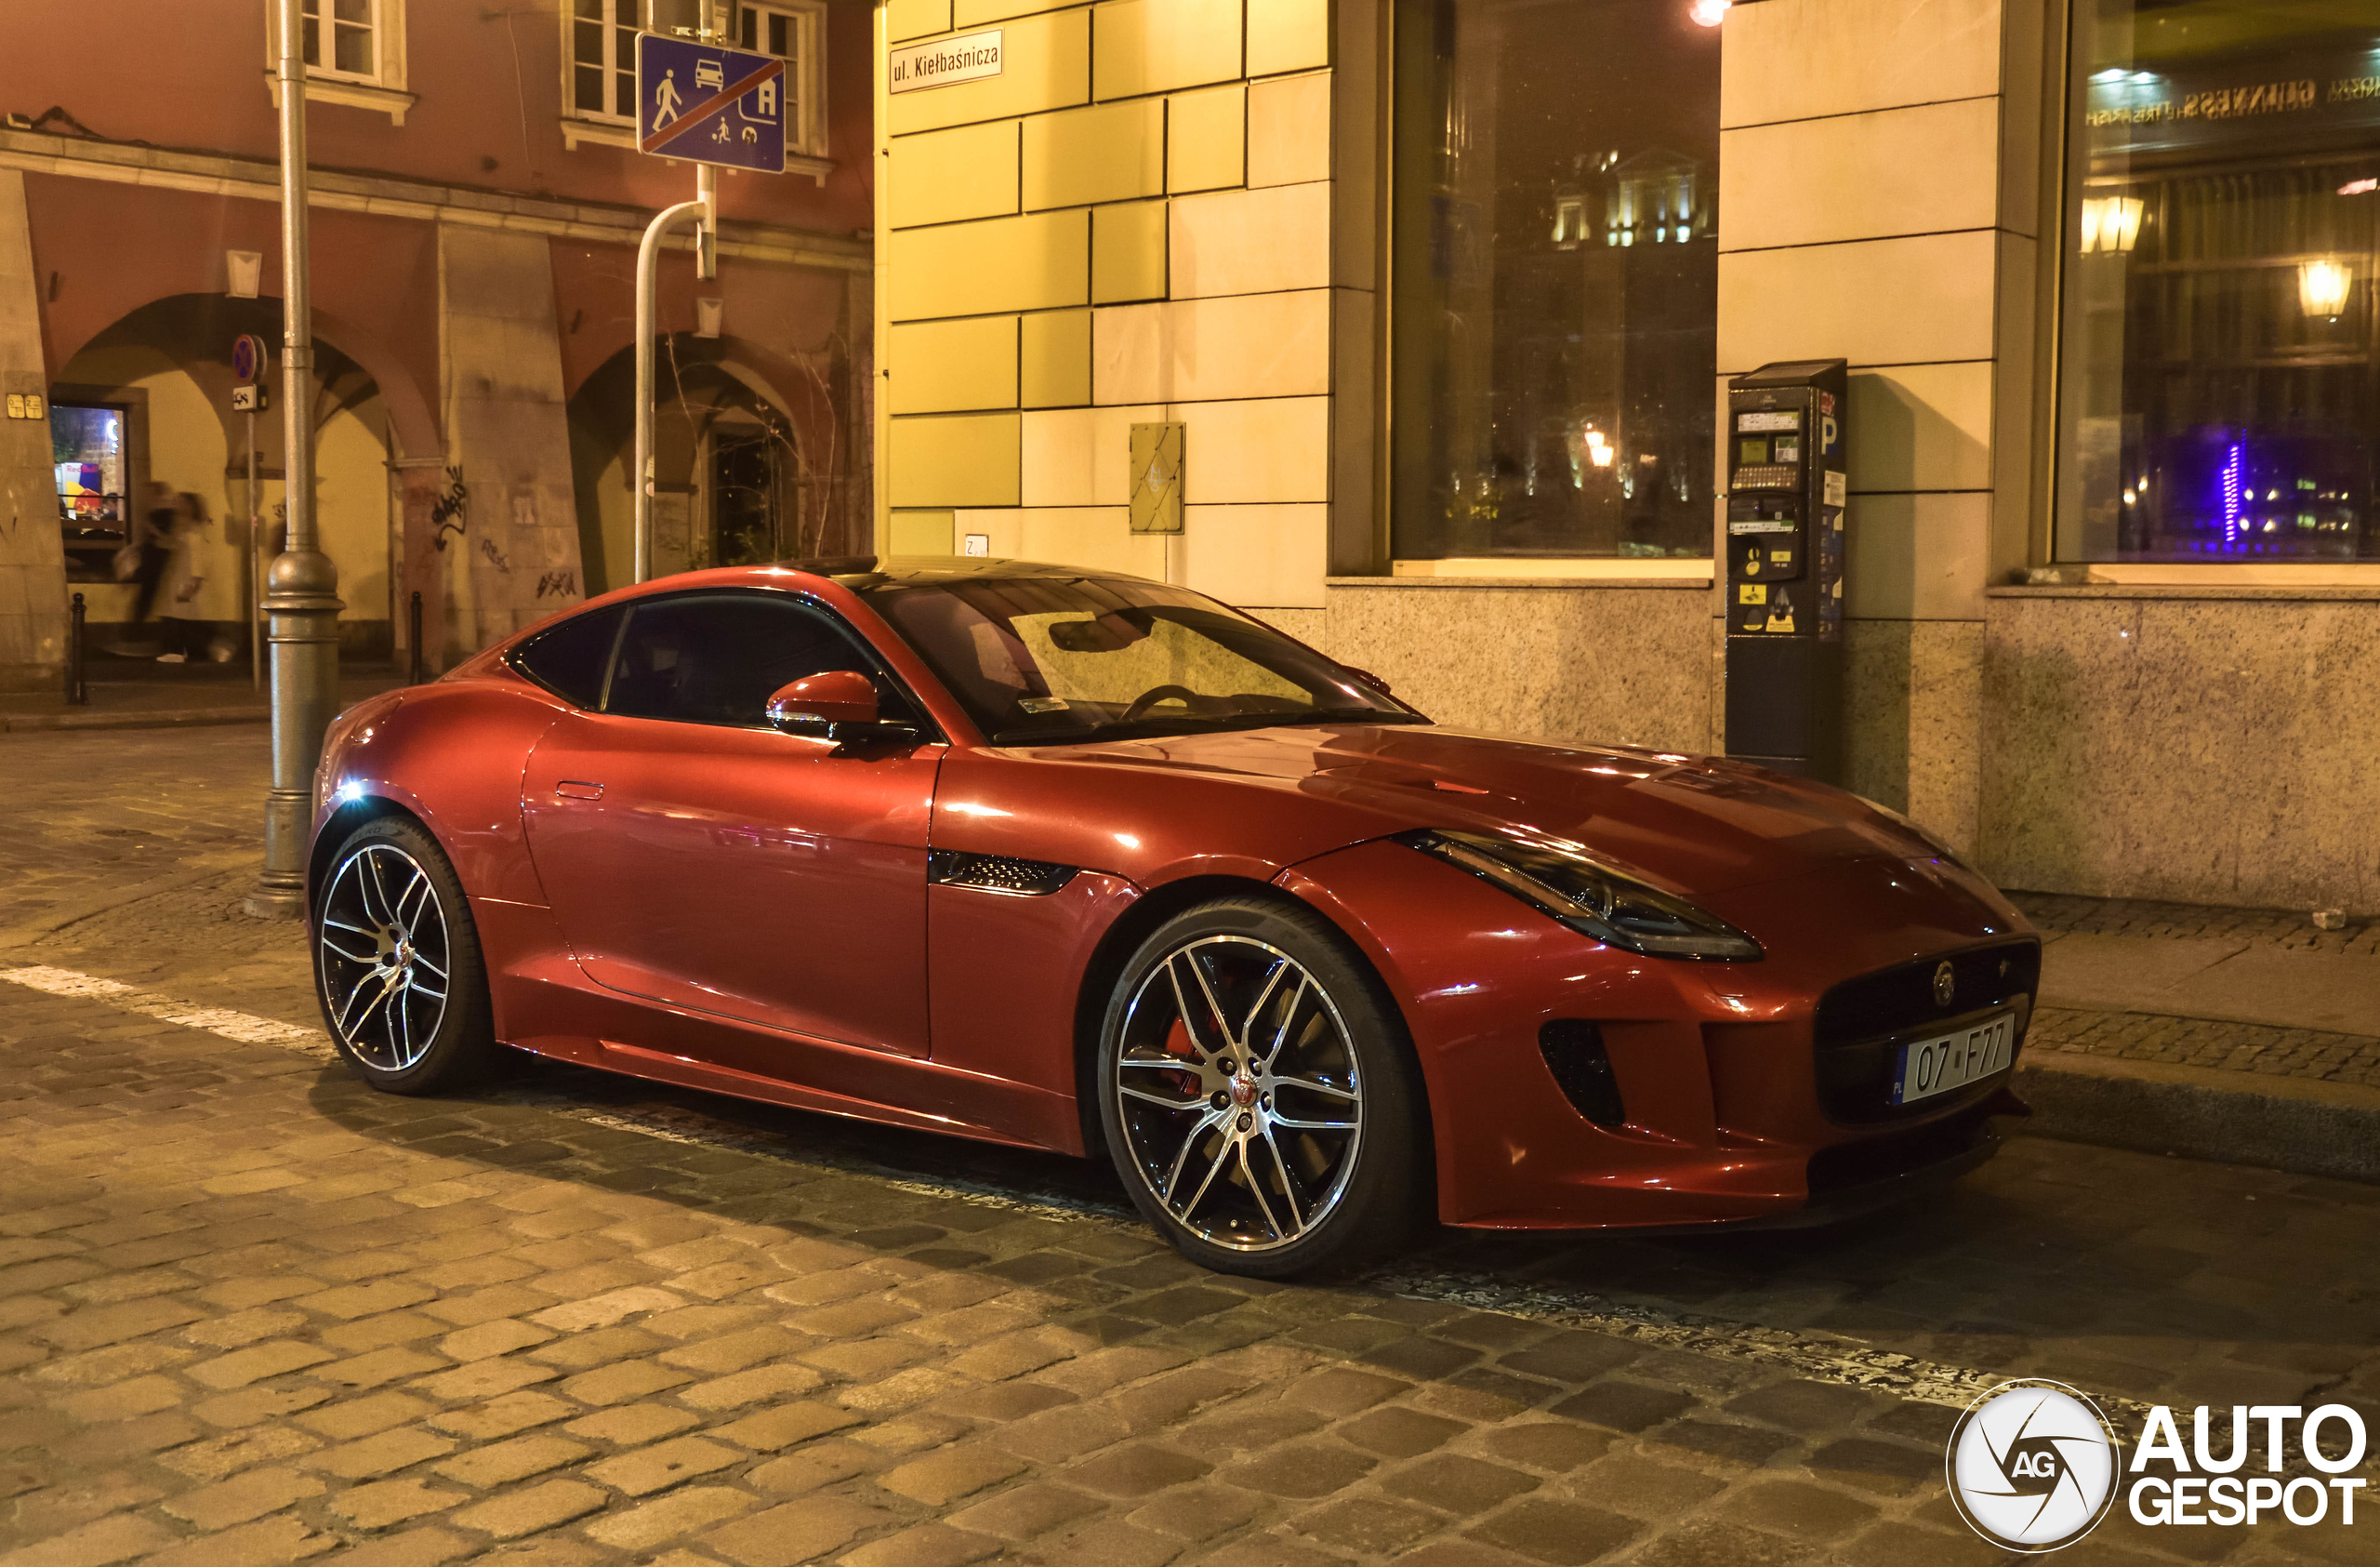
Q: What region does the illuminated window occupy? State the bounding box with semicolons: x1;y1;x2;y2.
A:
2054;0;2380;563
1390;0;1720;562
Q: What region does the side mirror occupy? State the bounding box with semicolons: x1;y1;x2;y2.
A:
765;671;918;746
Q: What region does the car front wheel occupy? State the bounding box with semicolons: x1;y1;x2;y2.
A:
312;817;496;1094
1097;897;1427;1278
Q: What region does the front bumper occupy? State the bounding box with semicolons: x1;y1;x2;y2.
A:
1277;838;2040;1230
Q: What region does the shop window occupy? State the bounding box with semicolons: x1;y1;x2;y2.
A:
2053;0;2380;563
1389;0;1721;563
51;403;129;585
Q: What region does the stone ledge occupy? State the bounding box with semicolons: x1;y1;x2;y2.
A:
1325;577;1713;591
2016;1048;2380;1185
1989;582;2380;602
0;128;869;272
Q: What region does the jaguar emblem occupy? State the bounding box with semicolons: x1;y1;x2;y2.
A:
1934;960;1956;1009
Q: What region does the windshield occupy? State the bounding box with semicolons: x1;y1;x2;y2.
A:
858;575;1421;746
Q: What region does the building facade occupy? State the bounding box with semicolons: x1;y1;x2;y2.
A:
0;0;874;681
871;0;2380;914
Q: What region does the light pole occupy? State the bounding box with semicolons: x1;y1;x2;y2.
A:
245;0;343;920
633;0;726;584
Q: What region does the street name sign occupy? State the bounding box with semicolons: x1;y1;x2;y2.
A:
888;30;1004;94
634;33;786;173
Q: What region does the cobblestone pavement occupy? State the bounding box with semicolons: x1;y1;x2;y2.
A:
2;729;2377;1567
2029;1007;2380;1090
2010;892;2378;960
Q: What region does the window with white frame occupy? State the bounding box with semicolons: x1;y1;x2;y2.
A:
267;0;410;120
735;1;828;158
569;0;646;124
563;0;826;159
302;0;390;86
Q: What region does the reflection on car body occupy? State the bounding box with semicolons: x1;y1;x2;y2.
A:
305;557;2039;1278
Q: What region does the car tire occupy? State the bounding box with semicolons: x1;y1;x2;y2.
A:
1097;896;1427;1279
311;816;497;1095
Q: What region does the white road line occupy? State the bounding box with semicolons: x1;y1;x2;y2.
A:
2;962;2141;1418
0;965;334;1058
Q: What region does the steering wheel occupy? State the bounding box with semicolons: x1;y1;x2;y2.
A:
1120;684;1201;723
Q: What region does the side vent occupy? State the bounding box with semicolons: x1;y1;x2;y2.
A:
928;850;1079;896
1539;1020;1625;1127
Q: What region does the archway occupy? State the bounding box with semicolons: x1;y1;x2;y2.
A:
57;295;393;656
567;334;856;595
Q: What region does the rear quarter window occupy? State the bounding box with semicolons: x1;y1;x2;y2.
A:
508;604;626;709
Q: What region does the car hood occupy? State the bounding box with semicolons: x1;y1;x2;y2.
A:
1026;722;1946;897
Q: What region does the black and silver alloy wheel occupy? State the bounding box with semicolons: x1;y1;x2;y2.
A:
1099;898;1423;1277
1115;935;1363;1250
319;843;450;1071
311;817;496;1093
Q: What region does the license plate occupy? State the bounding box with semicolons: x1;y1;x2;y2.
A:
1892;1013;2015;1106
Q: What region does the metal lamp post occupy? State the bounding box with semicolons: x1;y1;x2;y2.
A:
245;0;344;920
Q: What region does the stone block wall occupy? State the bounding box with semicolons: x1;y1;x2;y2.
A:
877;0;1345;620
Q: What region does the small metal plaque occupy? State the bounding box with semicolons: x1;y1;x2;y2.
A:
1129;421;1183;535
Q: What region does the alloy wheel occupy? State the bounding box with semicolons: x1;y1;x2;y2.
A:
1112;935;1365;1253
317;843;452;1072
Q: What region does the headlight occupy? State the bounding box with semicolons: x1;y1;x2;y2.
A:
1398;829;1763;961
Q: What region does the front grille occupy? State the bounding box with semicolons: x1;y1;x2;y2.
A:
927;850;1078;896
1539;1021;1624;1127
1812;939;2040;1123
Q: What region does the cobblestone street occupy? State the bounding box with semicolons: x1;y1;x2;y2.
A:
3;728;2377;1567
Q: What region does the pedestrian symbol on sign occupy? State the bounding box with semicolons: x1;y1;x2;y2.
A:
634;33;786;175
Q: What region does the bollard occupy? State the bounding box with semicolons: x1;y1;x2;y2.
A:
65;591;88;706
408;591;425;685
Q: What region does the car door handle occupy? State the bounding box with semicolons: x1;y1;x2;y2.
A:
554;780;604;801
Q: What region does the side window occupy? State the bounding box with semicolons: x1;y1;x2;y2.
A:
605;593;886;727
509;604;625;709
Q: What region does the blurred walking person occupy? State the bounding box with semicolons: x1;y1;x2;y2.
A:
153;493;213;663
121;480;178;642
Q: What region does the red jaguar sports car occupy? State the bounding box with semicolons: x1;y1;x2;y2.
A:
307;557;2039;1277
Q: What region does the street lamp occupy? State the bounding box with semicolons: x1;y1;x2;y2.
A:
2079;195;2144;255
2300;259;2353;320
244;0;343;920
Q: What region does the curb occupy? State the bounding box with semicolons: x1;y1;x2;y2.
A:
1;706;271;734
2016;1050;2380;1185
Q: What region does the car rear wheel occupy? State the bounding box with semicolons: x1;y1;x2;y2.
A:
312;817;496;1095
1097;897;1426;1278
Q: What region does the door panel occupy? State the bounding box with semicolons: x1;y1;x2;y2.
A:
516;589;944;1064
523;712;942;1057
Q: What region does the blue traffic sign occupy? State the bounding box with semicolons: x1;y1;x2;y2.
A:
633;33;786;174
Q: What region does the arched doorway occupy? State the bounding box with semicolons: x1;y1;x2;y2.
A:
55;294;392;659
567;335;853;595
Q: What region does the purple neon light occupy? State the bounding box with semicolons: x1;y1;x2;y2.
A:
2220;442;2242;550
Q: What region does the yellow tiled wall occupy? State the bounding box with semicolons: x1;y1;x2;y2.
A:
879;0;1341;611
